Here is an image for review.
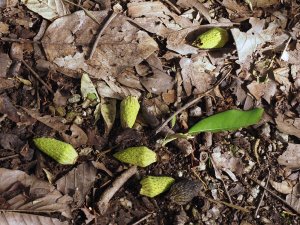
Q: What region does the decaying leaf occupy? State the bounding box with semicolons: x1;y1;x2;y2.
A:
277;143;300;169
286;183;300;214
81;73;99;102
56;162;97;207
211;148;244;181
0;212;68;225
179;55;216;96
100;98;116;135
270;180;293;194
0;168;72;217
42;10;158;79
275;115;300;139
97;77;141;99
140;54;174;94
231;17;289;64
21;0;69;21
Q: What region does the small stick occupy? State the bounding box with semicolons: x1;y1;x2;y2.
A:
161;0;181;14
21;59;54;94
63;0;101;25
0;37;40;44
87;11;118;60
0;154;19;161
202;195;249;213
155;67;232;134
131;213;153;225
97;166;137;214
254;171;270;218
247;175;300;216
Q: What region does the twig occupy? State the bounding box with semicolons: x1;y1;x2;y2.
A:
97;166;137;214
63;0;101;25
202;195;249;213
161;0;181;14
0;154;19;161
0;37;40;44
155;67;232;134
211;157;233;204
87;11;118;60
131;213;153;225
254;171;270;218
21;59;54;94
253;139;261;166
247;175;300;216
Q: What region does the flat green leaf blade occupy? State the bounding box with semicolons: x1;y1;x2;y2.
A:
188;108;264;134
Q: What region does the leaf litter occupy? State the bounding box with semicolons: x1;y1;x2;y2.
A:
0;0;300;224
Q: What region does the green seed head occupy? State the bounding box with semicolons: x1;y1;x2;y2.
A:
193;28;229;49
33;138;78;165
140;176;175;198
113;146;157;167
120;96;140;128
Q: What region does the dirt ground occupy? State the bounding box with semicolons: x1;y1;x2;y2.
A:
0;0;300;224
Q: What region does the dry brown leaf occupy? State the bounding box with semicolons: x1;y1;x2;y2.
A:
270;180;293;194
281;42;300;65
100;98;116;136
247;81;266;100
0;168;72;217
42;10;158;79
0;93;20;123
21;0;69;21
0;212;68;225
179;55;216;96
177;0;212;23
56;162;97;207
0;53;11;77
277;143;300;169
141;54;174;94
211;149;243;181
231;17;289;64
286;183;300;214
275;115;300;139
222;0;252;22
23;108;88;147
97;76;141;99
247;0;280;9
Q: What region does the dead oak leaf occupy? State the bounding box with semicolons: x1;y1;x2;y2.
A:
42;10;158;79
179;55;216;96
141;54;174;94
277;143;300;169
231;17;288;64
275;115;300;139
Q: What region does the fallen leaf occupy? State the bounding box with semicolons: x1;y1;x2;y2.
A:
179;55;216;96
247;81;266;100
42;11;158;79
0;168;72;217
275;115;300;139
0;212;68;225
141;54;174;94
81;73;99;102
0;93;20;123
21;0;69;20
277;143;300;169
56;162;97;207
246;0;280;9
96;77;141;99
231;18;288;64
211;149;243;181
281;42;300;65
0;53;11;77
286;183;300;214
270;180;293;194
100;98;116;136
